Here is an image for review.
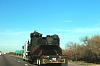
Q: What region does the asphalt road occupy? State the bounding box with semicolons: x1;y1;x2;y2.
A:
0;55;34;66
0;54;75;66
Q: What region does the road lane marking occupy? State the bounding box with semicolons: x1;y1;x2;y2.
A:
25;64;28;66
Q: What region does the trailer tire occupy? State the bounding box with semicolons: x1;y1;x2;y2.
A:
28;60;33;64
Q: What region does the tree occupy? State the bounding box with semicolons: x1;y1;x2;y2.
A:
65;35;100;63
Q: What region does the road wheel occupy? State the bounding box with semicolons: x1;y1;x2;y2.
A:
28;60;33;64
23;59;25;61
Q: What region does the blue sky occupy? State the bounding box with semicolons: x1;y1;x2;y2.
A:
0;0;100;52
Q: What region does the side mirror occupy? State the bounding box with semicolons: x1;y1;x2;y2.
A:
22;46;24;49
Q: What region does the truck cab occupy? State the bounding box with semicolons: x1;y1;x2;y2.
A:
0;51;2;56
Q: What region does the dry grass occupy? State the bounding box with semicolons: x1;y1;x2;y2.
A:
89;64;100;66
68;61;100;66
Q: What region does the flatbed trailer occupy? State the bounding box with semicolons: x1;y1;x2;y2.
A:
22;31;68;66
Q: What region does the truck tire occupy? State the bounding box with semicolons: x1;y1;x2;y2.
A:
23;59;25;61
28;60;33;64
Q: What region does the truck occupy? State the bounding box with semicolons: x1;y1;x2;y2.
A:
22;41;29;61
22;31;68;66
0;51;2;55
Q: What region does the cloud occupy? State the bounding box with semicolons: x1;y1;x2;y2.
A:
55;27;100;33
0;30;31;52
73;28;100;33
95;22;100;27
55;29;72;32
0;32;21;36
0;30;31;36
64;20;72;23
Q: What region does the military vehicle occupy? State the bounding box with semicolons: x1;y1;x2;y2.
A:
22;31;67;66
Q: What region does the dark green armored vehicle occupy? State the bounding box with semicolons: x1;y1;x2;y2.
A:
23;31;68;66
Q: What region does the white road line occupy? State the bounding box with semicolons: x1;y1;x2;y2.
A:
25;64;28;66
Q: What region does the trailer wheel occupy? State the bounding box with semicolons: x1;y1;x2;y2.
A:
28;60;33;64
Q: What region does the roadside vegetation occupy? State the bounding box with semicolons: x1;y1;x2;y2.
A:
68;61;100;66
63;35;100;64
